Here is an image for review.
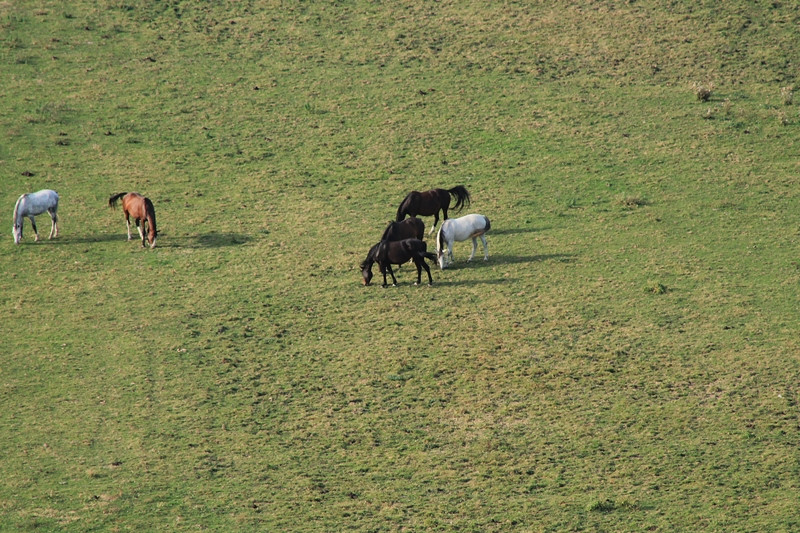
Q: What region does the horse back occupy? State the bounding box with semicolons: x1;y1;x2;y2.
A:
122;193;147;217
383;238;426;264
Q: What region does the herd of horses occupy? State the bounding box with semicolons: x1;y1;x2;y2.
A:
360;185;491;287
12;184;489;287
12;189;157;247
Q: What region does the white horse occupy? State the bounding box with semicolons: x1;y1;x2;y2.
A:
12;189;59;244
436;213;490;269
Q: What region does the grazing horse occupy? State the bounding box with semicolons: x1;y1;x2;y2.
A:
108;192;158;248
12;189;59;244
436;214;491;269
396;185;470;234
380;217;424;242
360;238;436;287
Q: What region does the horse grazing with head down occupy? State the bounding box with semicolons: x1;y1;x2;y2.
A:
361;238;436;287
380;216;424;242
12;189;59;244
108;192;158;248
436;213;491;269
395;185;470;235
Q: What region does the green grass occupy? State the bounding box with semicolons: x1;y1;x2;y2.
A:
2;1;800;530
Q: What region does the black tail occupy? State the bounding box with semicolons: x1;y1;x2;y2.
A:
396;193;412;221
423;251;436;262
483;216;491;232
108;192;127;208
448;185;470;212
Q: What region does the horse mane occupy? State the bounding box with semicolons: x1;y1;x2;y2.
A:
144;197;157;235
380;221;396;241
108;192;127;208
437;223;446;254
360;242;380;270
12;194;26;225
396;192;414;221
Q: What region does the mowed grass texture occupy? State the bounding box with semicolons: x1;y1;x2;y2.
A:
2;1;800;530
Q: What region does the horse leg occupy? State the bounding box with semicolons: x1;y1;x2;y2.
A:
48;209;58;239
29;216;39;241
467;237;478;262
429;212;439;235
125;213;132;240
480;235;489;260
447;238;454;266
379;264;389;287
422;259;433;285
387;264;398;286
415;259;433;286
139;219;147;247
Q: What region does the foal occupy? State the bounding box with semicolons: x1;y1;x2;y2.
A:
361;238;436;287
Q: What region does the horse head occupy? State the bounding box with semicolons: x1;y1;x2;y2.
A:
360;243;380;285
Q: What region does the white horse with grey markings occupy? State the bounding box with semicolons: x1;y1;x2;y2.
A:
12;189;60;244
436;213;490;269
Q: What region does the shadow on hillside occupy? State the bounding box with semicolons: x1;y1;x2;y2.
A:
494;253;575;264
490;227;550;236
434;277;514;287
49;234;127;244
153;232;252;249
441;253;575;269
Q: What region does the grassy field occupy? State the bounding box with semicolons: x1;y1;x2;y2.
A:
2;1;800;530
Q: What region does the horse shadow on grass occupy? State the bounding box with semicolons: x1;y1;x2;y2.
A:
160;233;253;249
489;226;551;236
49;234;127;244
432;253;575;285
440;253;575;270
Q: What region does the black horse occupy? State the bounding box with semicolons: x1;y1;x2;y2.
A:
361;238;436;287
380;217;424;242
395;185;470;235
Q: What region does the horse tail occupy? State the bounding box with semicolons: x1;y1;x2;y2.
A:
483;215;491;232
423;251;437;261
396;193;412;221
108;192;127;208
448;185;470;212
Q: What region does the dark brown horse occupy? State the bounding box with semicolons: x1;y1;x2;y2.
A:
108;192;158;248
380;217;424;242
395;185;470;235
360;238;436;287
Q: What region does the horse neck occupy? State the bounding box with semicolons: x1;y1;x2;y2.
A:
13;195;27;224
145;201;157;233
380;223;393;241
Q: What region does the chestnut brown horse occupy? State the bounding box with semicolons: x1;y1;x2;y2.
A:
108;192;157;247
380;216;424;242
395;185;470;235
360;238;436;287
